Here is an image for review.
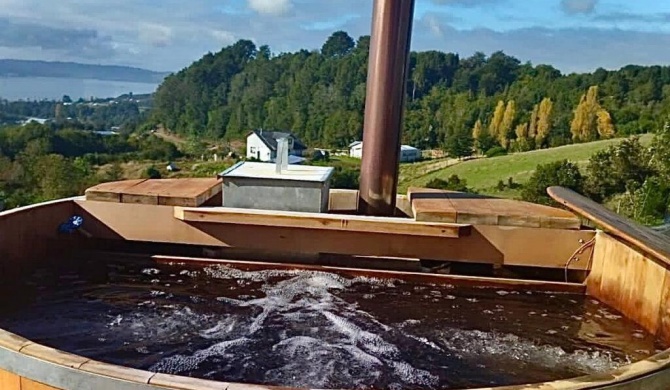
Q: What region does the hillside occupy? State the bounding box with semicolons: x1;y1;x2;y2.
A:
398;134;654;197
0;59;168;83
151;31;670;152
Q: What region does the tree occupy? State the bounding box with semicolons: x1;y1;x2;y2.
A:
322;31;355;57
445;129;473;159
535;97;553;147
521;160;583;205
514;122;531;152
528;103;539;139
570;86;614;142
583;137;655;202
597;109;615;138
489;100;505;140
499;100;516;148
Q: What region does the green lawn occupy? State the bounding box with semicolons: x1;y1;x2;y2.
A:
398;134;654;198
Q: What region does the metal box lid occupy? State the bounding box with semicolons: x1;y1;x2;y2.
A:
219;162;334;183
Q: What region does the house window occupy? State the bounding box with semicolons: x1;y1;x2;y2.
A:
250;147;257;154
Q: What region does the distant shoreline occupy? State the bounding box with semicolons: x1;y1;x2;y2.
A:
0;76;159;101
0;59;169;85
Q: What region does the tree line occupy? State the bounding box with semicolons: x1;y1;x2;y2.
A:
150;31;670;154
0;123;180;208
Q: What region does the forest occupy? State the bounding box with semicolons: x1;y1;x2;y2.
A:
151;31;670;154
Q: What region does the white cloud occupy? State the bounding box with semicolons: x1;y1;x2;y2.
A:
247;0;293;16
210;29;237;46
138;23;173;47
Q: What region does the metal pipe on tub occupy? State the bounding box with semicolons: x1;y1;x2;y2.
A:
358;0;416;217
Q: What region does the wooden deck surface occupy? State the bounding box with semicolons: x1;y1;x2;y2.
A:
548;186;670;266
408;187;581;229
85;178;222;207
175;206;471;238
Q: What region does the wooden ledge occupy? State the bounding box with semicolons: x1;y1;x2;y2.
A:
174;207;471;238
548;186;670;267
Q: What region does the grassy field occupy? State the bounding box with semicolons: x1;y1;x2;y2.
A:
398;134;654;198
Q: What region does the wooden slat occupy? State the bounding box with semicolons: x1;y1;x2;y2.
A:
409;187;581;229
0;369;20;390
85;178;222;207
548;186;670;266
84;179;147;203
175;206;470;238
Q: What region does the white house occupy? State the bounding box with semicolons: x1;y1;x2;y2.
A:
246;130;307;162
349;141;421;162
349;141;363;158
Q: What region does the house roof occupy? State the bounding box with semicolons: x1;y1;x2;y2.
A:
250;130;307;152
349;141;420;151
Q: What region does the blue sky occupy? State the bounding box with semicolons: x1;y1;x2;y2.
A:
0;0;669;73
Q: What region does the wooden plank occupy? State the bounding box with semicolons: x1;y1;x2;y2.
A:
408;187;457;223
0;369;20;390
20;378;61;390
659;269;670;344
409;187;580;229
548;186;670;267
86;178;222;207
175;206;470;238
589;232;667;337
84;179;147;203
77;201;500;265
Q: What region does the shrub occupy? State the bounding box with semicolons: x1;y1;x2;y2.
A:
144;166;162;179
485;146;507;158
583;136;655;202
521;160;583;205
426;174;472;193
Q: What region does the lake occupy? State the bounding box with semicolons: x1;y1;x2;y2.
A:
0;77;159;101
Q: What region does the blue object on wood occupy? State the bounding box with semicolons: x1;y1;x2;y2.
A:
58;215;84;234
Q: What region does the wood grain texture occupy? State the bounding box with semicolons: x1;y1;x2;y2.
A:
175;206;470;238
588;232;667;337
0;369;20;390
77;200;595;268
549;186;670;267
409;187;581;229
85;178;222;207
660;269;670;344
20;378;60;390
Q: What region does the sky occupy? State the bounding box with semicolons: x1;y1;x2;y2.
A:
0;0;669;74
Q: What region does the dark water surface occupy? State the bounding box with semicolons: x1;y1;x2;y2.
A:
0;257;665;390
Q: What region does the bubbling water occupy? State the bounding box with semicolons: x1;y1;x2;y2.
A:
0;258;664;390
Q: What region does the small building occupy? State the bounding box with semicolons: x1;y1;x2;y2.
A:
349;141;363;159
246;130;307;162
399;145;422;162
166;162;180;172
349;141;421;163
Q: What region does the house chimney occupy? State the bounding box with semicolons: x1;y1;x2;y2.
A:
275;137;289;174
358;0;415;216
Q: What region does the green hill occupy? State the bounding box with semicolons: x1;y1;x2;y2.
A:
398;134;654;198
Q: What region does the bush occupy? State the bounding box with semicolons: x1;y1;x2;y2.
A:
485;146;507;158
426;174;472;193
144;166;162;179
330;166;359;189
521;160;583;205
583;136;655;202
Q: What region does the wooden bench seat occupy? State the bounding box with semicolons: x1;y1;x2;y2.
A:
408;187;581;229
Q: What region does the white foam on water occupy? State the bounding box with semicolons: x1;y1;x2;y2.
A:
437;329;627;374
151;337;250;374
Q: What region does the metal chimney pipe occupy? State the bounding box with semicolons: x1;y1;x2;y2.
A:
358;0;415;216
